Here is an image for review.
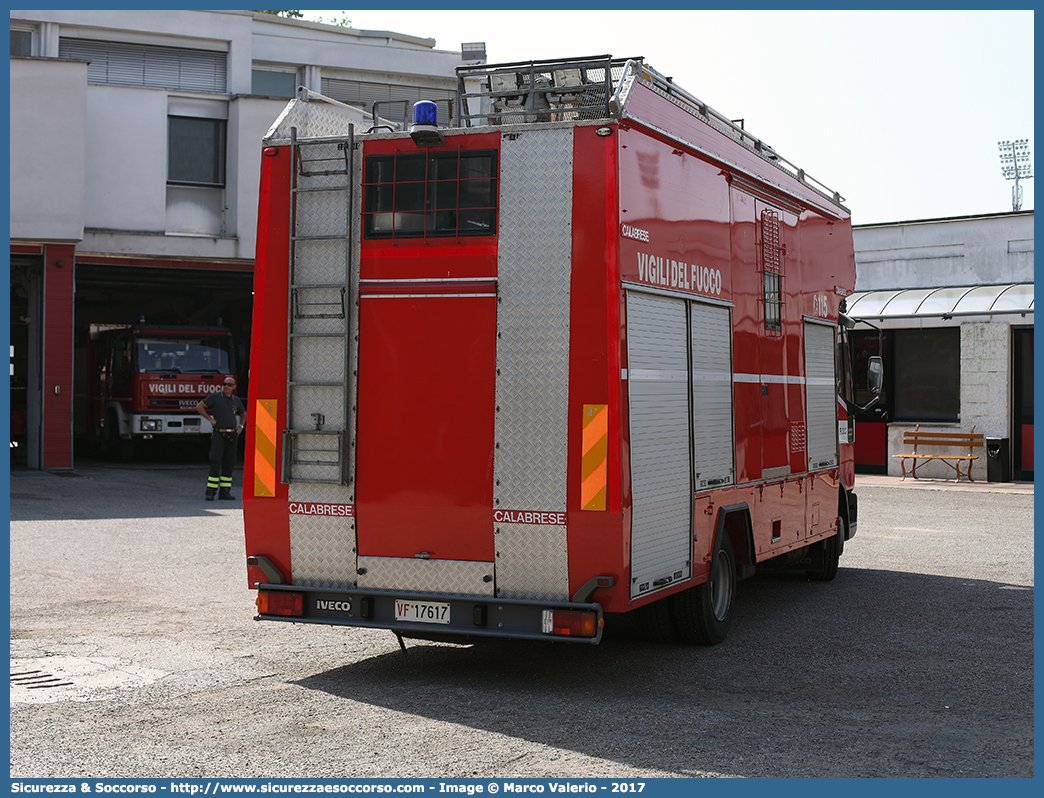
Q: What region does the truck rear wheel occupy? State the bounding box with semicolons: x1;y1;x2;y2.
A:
806;518;843;582
671;531;735;645
636;595;679;644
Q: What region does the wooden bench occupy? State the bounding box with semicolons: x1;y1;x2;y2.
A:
893;425;984;482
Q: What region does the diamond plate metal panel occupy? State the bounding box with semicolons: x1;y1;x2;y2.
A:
493;128;573;512
282;136;361;574
293;287;346;324
289;513;357;588
289;385;345;430
357;557;495;596
265;99;356;143
288;483;356;586
494;524;569;601
286;431;344;483
492;127;574;598
296;190;348;239
293;238;349;286
290;336;346;386
289;482;355;503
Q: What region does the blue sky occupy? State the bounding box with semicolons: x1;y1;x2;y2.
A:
302;8;1034;225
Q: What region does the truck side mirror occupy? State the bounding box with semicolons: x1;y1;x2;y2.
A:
867;356;883;396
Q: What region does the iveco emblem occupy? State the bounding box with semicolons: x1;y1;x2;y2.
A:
316;600;352;612
596;126;613;137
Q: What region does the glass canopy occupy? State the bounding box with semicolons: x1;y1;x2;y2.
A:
846;284;1033;318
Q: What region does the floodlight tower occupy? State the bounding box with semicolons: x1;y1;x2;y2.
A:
998;139;1032;211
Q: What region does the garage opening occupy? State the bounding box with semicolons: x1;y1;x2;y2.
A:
72;262;254;448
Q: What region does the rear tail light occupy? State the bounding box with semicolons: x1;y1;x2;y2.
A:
256;590;304;617
541;609;600;638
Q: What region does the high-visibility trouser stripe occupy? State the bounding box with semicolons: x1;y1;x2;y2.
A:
581;404;608;511
207;476;220;490
254;399;278;497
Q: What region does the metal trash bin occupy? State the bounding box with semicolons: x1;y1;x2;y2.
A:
986;437;1011;482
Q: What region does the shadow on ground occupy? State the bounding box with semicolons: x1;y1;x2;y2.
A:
291;568;1033;777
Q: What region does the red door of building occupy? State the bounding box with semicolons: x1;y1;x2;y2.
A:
1013;326;1033;481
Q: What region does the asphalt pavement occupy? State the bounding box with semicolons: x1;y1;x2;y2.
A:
8;460;1035;778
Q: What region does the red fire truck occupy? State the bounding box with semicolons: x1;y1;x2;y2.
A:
243;55;880;646
86;322;238;460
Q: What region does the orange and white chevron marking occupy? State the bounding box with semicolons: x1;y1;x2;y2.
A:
581;404;608;511
254;399;277;497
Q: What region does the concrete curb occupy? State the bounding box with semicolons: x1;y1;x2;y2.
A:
855;474;1033;494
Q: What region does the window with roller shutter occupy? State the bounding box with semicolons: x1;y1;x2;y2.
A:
58;38;227;93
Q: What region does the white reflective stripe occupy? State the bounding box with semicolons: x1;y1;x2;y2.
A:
361;293;497;299
692;370;732;382
358;277;498;284
629;369;689;381
734;373;818;385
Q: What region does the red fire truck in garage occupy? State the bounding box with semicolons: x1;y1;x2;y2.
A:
242;55;880;646
86;322;239;460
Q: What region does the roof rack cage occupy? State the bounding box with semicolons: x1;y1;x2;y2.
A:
453;53;845;208
455;54;641;128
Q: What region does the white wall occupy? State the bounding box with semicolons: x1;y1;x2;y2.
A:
249;15;460;83
228;95;297;257
853;212;1034;291
9;57;87;242
82;85;169;232
960;322;1012;442
10;9;461;263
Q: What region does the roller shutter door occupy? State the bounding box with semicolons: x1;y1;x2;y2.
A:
691;301;735;490
626;291;692;598
805;319;838;470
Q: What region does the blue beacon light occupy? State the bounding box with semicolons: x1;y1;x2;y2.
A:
409;101;444;147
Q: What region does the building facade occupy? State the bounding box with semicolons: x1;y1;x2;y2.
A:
10;9;471;469
849;211;1033;481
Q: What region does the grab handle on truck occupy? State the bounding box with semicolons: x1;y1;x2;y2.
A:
247;555;285;585
572;575;616;604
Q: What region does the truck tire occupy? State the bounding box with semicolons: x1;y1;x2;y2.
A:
671;531;735;645
105;411;134;463
806;518;842;582
635;595;679;644
103;412;120;460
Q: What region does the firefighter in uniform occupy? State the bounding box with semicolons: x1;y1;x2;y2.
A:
196;377;246;500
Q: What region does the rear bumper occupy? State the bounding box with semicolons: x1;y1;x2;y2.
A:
254;583;604;644
130;413;211;435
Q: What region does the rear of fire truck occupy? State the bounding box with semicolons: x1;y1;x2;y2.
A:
243;55;867;647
